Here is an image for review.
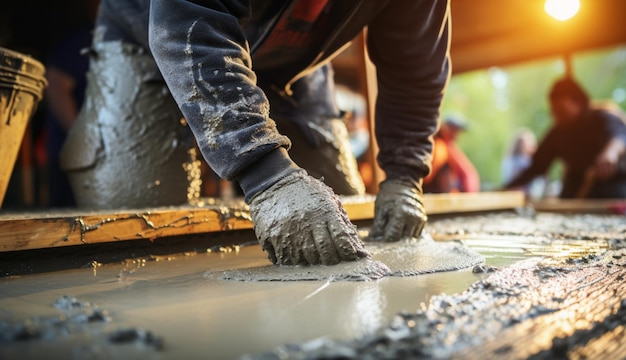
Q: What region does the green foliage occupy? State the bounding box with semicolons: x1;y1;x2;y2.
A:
441;45;626;192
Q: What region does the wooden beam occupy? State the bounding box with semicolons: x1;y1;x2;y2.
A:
0;191;525;253
359;29;386;193
423;191;526;215
449;0;626;74
530;198;626;213
0;206;252;252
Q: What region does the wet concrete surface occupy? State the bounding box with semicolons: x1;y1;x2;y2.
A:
1;209;625;359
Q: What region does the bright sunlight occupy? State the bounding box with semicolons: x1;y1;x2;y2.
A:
544;0;580;21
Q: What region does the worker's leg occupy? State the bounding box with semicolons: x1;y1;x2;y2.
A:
261;65;366;196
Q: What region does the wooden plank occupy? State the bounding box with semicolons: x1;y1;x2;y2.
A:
424;191;525;214
0;206;252;252
530;198;626;213
456;251;626;360
0;191;525;253
342;191;526;220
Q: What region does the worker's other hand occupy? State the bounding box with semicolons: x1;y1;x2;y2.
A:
594;143;622;180
594;138;626;180
368;178;427;242
248;170;370;266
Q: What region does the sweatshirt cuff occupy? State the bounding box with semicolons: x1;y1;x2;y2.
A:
237;147;301;202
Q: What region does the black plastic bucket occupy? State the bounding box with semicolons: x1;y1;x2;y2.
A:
0;47;47;206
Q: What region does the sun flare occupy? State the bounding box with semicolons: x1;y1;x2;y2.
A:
544;0;580;21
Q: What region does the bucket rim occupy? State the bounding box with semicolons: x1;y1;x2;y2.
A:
0;46;46;77
0;65;47;82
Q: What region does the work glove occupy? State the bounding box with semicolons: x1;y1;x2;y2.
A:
368;178;427;242
248;170;371;266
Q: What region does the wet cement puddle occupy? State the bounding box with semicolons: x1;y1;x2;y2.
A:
244;249;626;360
208;235;485;282
0;211;624;359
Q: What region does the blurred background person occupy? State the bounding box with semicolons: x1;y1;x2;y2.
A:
423;115;480;193
335;85;372;189
504;76;626;199
335;85;370;160
501;128;546;199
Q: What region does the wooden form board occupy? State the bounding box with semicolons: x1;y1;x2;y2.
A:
0;191;525;253
530;198;626;213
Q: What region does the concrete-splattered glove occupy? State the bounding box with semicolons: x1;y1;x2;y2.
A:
368;178;427;242
248;170;370;266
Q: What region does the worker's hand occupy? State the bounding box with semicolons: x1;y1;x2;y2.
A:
368;178;427;242
248;170;370;266
594;140;623;180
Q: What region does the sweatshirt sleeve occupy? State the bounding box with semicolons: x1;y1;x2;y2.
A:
148;0;295;187
148;0;302;201
366;0;451;184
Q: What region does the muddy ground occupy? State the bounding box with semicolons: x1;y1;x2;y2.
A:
1;209;625;359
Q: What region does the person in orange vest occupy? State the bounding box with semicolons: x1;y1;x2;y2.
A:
423;116;480;193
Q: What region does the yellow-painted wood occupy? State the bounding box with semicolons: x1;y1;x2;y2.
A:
530;198;626;213
0;191;525;252
0;206;251;252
